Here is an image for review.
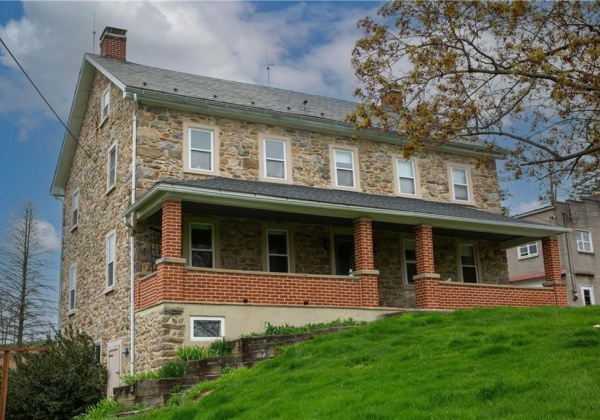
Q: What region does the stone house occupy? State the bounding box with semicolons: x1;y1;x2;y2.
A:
507;196;600;306
51;27;569;393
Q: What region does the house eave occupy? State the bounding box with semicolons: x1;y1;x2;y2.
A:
124;183;569;243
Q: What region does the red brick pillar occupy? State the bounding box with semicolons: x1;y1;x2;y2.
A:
161;200;182;259
353;218;379;307
541;236;567;306
414;225;440;309
353;218;374;271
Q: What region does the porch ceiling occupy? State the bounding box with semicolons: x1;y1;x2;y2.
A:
125;177;570;249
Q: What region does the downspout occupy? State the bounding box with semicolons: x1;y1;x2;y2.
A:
561;211;577;302
128;93;138;375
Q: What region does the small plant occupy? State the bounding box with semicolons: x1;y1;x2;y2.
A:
169;384;183;394
160;359;186;378
245;318;366;337
208;339;233;357
74;398;126;419
176;345;209;361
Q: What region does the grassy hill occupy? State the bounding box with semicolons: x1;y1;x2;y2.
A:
140;306;600;419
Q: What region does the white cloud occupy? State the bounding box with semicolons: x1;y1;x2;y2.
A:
33;219;61;253
512;199;544;215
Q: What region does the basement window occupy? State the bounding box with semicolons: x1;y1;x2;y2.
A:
190;317;224;341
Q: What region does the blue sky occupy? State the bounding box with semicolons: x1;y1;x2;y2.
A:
0;1;545;302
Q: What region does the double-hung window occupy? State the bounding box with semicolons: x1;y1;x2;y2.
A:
396;159;417;196
190;224;214;268
72;190;79;228
576;230;593;253
69;264;76;311
581;286;595;306
517;242;538;259
106;232;116;289
451;167;471;202
190;316;224;341
267;230;290;273
403;239;417;285
333;149;356;188
107;143;117;190
101;87;110;122
189;128;214;171
459;244;478;283
264;139;287;180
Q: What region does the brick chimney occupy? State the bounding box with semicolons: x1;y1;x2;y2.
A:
100;27;127;60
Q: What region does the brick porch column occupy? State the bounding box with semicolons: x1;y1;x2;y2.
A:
541;236;568;306
353;218;379;307
414;225;440;309
161;200;182;259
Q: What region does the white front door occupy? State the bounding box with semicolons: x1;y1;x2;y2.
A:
107;339;121;396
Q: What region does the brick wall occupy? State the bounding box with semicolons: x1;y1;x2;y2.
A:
161;200;182;258
415;225;435;274
542;237;561;282
353;218;374;271
100;34;127;60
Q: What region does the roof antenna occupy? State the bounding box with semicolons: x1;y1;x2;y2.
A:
92;12;97;53
263;48;275;87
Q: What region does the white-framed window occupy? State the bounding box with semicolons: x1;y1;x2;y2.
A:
517;242;539;259
396;159;417;196
576;230;593;253
189;128;214;172
71;190;79;228
267;229;290;273
190;223;214;268
190;316;224;341
403;239;417;285
101;86;110;122
450;166;471;202
459;244;478;283
93;341;102;364
68;264;76;312
333;148;356;188
107;143;117;190
106;231;116;289
581;286;595;306
264;139;287;180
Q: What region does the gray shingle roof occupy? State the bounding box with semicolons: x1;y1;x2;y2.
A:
88;54;358;123
164;176;541;227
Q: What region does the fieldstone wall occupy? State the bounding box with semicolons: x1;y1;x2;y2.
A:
135;106;502;213
479;241;509;284
373;229;414;308
135;307;185;372
60;72;134;373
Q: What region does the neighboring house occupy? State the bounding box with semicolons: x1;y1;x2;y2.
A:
507;196;600;306
51;27;569;392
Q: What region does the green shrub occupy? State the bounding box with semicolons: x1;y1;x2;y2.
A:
74;398;125;419
6;328;107;420
245;318;366;337
160;359;186;378
176;345;209;361
208;339;232;357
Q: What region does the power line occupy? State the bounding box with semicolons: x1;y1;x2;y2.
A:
0;36;99;165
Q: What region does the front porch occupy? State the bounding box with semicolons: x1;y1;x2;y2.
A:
128;178;569;312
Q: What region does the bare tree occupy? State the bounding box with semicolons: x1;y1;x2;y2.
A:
0;202;56;348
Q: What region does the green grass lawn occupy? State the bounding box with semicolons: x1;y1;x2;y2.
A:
140;306;600;419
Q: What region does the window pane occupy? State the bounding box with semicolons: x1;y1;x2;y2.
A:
266;160;285;179
192;250;213;268
191;227;212;250
460;245;475;265
265;140;285;160
462;266;478;283
193;320;221;338
107;261;114;287
190;130;212;151
399;178;416;194
337;169;354;187
397;160;414;178
530;243;538;255
452;168;467;185
454;185;469;201
70;266;76;288
269;255;289;273
72;209;78;226
191;150;211;170
335;150;353;169
69;289;75;310
109;148;116;186
268;231;288;255
518;245;528;256
107;235;115;258
406;262;417;284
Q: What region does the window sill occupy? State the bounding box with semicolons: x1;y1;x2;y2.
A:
450;199;477;206
105;185;116;196
183;168;219;176
332;184;361;192
577;250;594;255
404;284;416;290
517;254;539;260
260;175;293;184
103;286;115;295
67;309;76;317
70;224;78;233
190;337;224;342
99;115;108;128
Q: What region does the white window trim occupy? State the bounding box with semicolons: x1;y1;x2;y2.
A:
107;142;117;193
581;286;595;305
576;230;594;253
190;316;225;341
402;239;417;287
517;242;539;260
448;164;475;205
259;134;293;183
100;86;110;125
68;263;76;313
393;157;421;198
70;189;79;232
458;243;479;283
266;229;291;273
93;340;102;364
330;145;360;191
183;122;220;175
189;223;215;268
105;230;116;293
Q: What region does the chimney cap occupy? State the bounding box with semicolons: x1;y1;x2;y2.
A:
100;27;127;41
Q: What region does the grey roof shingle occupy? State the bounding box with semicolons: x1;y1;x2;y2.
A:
163;176;541;227
88;54;358;123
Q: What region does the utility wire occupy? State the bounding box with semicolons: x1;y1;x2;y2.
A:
0;36;99;165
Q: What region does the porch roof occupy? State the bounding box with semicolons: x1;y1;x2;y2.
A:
125;177;569;248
